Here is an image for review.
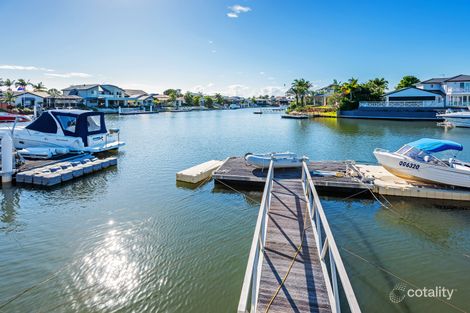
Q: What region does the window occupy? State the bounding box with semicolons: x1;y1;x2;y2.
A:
460;82;465;89
55;115;77;132
87;115;101;132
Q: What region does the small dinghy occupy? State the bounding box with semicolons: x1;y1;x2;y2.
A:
245;152;308;169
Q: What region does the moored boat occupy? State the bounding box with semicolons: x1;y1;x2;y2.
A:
374;138;470;188
0;112;32;123
1;109;125;156
245;152;308;169
437;110;470;128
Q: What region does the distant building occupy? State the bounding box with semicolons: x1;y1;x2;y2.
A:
14;91;50;107
62;84;127;107
313;84;336;106
339;74;470;120
44;95;84;109
124;89;154;106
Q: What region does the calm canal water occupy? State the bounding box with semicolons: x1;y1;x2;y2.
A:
1;109;470;313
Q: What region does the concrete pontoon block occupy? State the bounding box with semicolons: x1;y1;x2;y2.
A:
83;164;94;174
42;173;62;186
60;169;74;181
108;157;118;166
176;160;223;184
91;161;102;171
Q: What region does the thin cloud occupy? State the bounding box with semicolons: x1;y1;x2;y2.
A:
45;72;92;78
0;64;54;72
230;5;251;13
227;4;251;18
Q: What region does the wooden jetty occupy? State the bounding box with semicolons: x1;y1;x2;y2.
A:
214;157;470;201
237;160;361;313
213;157;372;196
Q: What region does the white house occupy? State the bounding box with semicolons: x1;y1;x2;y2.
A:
360;74;470;109
62;84;128;107
417;74;470;107
14;91;49;107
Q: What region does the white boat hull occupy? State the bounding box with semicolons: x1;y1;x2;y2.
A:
438;112;470;128
245;152;306;169
374;150;470;188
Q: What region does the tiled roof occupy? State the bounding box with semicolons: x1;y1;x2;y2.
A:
125;89;148;97
62;84;99;91
445;74;470;82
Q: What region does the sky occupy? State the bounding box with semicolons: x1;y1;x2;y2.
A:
1;0;470;97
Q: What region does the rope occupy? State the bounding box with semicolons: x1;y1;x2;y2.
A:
213;178;261;205
341;246;468;313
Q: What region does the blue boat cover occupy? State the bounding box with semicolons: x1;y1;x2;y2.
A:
407;138;463;153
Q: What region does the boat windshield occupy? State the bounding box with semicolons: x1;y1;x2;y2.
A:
55;114;77;132
87;115;101;132
397;145;448;167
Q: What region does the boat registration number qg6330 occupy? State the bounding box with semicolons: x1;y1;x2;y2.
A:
399;161;420;170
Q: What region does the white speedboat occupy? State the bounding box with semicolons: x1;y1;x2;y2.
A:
5;109;125;155
245;152;308;169
374;138;470;188
437;110;470;128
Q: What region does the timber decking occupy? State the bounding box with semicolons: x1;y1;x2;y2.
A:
257;178;331;313
213;157;372;195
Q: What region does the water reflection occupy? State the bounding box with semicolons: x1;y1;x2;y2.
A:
0;185;21;232
63;224;144;312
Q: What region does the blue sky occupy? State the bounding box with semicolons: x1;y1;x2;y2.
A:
1;0;469;96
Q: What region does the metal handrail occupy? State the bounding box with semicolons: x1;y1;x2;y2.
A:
238;160;274;313
301;161;361;313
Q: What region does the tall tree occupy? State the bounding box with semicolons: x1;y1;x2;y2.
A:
395;75;420;90
30;82;47;92
204;96;214;108
48;88;61;97
183;92;194;106
2;91;16;105
3;79;15;90
15;79;30;90
214;93;224;104
289;78;312;106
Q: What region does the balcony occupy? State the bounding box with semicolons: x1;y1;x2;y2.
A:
359;100;444;108
447;87;470;94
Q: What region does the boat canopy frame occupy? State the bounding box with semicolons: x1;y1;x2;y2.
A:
406;138;463;153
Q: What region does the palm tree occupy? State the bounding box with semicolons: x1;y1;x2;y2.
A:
2;91;16;105
290;78;312;106
341;78;359;100
30;82;47;92
47;88;61;97
3;79;15;90
214;93;224;105
15;79;30;91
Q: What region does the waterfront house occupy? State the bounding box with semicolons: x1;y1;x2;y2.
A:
340;74;470;120
314;84;336;106
124;89;154;106
43;95;84;109
62;84;128;108
14;91;49;107
416;74;470;108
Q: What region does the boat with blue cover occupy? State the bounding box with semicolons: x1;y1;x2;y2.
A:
374;138;470;188
3;109;125;158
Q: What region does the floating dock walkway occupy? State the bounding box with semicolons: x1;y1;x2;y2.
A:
15;154;117;187
237;160;361;313
214;157;470;201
